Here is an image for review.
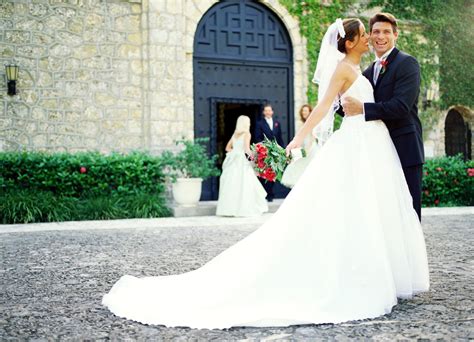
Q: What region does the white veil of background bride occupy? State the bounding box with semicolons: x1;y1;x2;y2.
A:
311;18;346;146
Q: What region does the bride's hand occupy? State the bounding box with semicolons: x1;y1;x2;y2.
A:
285;136;303;157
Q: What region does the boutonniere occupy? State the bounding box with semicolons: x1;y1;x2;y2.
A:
274;122;279;128
380;60;389;74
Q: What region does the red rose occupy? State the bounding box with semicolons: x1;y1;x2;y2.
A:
380;60;389;74
436;167;443;172
424;171;428;176
80;166;87;174
257;160;265;169
263;168;276;182
256;143;267;153
434;199;440;205
424;190;429;196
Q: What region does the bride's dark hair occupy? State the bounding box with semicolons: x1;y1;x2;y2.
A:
337;18;362;54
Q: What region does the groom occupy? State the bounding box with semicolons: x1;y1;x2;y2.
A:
342;13;424;221
255;103;284;201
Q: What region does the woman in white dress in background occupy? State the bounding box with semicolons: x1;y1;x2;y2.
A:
102;18;429;329
281;104;320;188
216;115;268;217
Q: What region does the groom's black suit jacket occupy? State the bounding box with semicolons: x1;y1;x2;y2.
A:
362;47;424;167
337;47;424;220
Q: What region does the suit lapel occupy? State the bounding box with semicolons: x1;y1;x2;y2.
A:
264;119;273;132
374;47;400;91
262;120;272;136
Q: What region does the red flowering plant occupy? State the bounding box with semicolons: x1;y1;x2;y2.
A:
249;137;291;182
422;155;474;207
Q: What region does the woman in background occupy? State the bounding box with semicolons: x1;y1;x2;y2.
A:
281;104;320;188
299;104;314;152
216;115;268;217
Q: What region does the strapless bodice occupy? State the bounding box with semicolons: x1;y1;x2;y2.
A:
231;135;245;152
340;74;374;105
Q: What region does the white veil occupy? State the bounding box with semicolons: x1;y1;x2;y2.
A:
311;18;346;146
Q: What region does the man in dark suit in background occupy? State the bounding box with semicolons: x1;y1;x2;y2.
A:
342;13;424;221
254;103;284;202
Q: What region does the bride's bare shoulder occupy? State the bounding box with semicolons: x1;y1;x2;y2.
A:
332;61;354;80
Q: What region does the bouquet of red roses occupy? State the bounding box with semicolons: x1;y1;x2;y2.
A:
250;137;291;182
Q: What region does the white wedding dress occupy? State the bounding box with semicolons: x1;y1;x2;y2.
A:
216;134;268;217
102;74;430;329
281;141;320;188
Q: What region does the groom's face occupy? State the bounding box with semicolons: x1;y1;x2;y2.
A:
370;21;398;57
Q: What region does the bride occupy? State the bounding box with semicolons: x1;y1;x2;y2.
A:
102;18;429;329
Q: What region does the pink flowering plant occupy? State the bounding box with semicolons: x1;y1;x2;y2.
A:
422;154;474;207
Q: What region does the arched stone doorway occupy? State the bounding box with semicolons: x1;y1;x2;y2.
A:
193;0;294;200
445;109;472;160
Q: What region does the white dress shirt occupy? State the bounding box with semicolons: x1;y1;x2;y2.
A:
373;47;394;85
265;117;273;130
363;47;395;116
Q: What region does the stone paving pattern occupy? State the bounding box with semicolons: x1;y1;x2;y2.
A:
1;214;472;340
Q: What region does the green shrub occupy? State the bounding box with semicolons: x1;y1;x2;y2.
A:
0;151;167;197
0;151;171;223
161;138;221;181
119;192;171;218
422;155;474;207
0;190;78;224
0;189;171;224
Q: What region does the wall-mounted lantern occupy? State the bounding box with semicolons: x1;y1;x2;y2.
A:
423;87;436;110
5;64;19;96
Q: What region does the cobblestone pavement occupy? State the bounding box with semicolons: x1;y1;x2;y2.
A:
1;213;472;341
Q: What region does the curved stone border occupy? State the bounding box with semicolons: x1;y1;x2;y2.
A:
1;205;472;234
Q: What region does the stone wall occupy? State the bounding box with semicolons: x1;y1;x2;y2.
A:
2;0;469;159
424;106;473;159
0;0;308;154
0;0;144;153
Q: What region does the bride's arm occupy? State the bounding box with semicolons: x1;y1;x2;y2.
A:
286;64;349;155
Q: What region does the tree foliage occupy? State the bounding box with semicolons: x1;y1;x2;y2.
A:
281;0;473;110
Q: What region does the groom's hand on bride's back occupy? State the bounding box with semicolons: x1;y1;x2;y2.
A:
342;96;363;116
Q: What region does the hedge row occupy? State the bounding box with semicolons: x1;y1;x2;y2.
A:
422;155;473;207
0;151;167;197
1;190;171;224
0;151;171;224
0;152;472;224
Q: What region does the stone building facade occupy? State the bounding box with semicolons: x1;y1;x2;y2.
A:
0;0;471;160
0;0;307;154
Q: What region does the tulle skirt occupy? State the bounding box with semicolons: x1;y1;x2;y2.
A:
216;151;268;217
102;115;429;329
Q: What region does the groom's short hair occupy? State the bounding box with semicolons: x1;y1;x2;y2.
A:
369;13;398;33
263;103;273;110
